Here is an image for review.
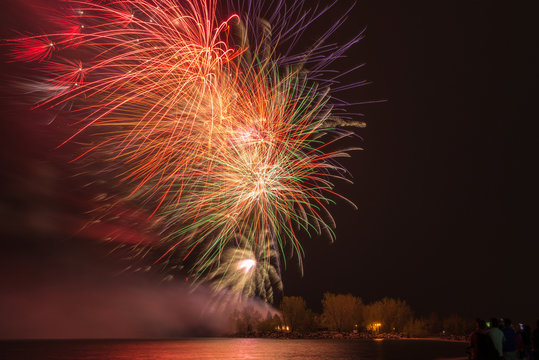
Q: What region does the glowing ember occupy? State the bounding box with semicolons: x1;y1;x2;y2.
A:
237;259;256;273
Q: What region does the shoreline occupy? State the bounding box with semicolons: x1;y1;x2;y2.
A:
231;332;467;343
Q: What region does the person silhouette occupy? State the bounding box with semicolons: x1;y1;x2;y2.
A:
521;324;532;359
470;319;498;360
533;320;539;360
489;318;504;359
502;319;517;360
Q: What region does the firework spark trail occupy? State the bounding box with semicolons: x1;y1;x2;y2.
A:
7;0;367;303
161;65;352;272
202;232;284;304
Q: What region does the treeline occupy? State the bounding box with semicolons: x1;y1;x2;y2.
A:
232;293;475;338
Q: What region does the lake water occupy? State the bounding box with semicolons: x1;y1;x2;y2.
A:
0;338;468;360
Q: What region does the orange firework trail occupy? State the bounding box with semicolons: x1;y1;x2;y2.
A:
7;0;369;302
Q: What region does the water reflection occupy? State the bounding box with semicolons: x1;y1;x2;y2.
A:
0;338;467;360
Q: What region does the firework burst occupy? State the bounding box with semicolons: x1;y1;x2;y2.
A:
7;0;369;303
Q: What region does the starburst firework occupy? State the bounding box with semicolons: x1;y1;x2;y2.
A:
7;0;368;303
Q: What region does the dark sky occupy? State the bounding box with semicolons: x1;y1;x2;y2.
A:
1;0;537;337
282;0;537;323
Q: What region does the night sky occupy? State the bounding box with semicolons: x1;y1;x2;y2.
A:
282;0;537;323
1;0;537;337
